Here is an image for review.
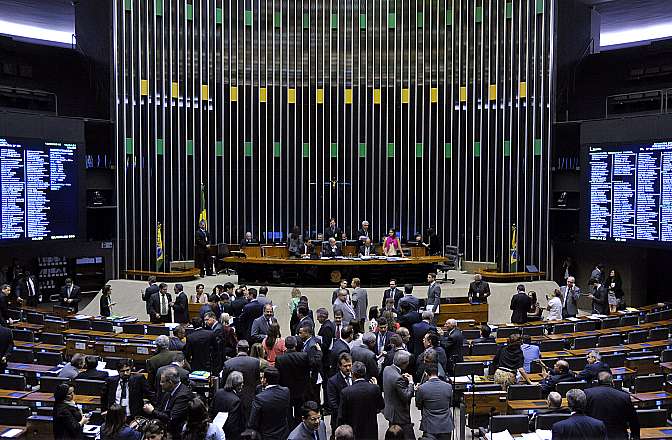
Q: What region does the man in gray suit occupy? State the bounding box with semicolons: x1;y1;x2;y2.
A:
351;277;368;328
350;332;379;381
561;276;581;318
250;303;275;343
383;351;415;439
333;289;356;325
416;362;454;440
426;273;441;320
287;400;327;440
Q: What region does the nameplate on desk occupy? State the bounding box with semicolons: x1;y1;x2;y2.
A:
75;342;86;350
103;345;116;353
136;347;149;355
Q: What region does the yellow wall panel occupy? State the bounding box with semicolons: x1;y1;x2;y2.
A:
316;88;324;104
140;79;149;96
459;86;467;102
259;87;267;102
171;82;178;98
430;87;439;103
373;89;381;104
230;86;238;102
288;88;296;104
344;89;353;104
401;88;410;104
519;82;527;98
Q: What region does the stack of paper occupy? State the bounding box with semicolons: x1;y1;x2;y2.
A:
487;430;514;440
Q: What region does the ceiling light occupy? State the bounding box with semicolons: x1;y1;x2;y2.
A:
601;22;672;47
0;20;73;45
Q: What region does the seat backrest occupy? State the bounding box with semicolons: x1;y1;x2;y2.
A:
626;356;660;376
146;326;170;336
601;353;626;368
620;315;639;326
8;348;34;364
575;321;598;332
121;324;146;335
574;336;598;349
454;362;485;377
104;357;126;371
565;356;588;371
0;374;27;391
600;317;621;329
26;312;45;325
553;323;575;334
36;351;63;366
598;334;622;347
646;312;662;323
535;413;571;430
490;415;529;434
636;409;668;428
522;326;544;337
471;343;499;356
39;332;65;346
68;319;91;330
661;350;672;363
39;376;70;393
462;329;481;340
540;340;566;352
556;381;588;396
660;309;672;320
66;334;90;342
627;331;649;344
496;327;519;339
6;309;22;321
74;379;106;397
11;329;34;342
91;321;114;332
0;405;31;426
507;384;542;400
649;328;669;341
633;374;665;393
474;384;505;392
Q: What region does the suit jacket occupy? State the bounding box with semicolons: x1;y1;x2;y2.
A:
339;379;385;439
276;351;311;403
0;325;13;360
375;330;396;354
152;383;194;440
551;413;607;440
324;226;343;241
183;327;217;372
248;385;291;440
222;354;260;416
155;363;190;392
0;292;9;325
411;321;436;356
250;315;273;343
326;372;350;412
211;388;246;440
351;287;368;321
382;365;414;425
358;244;376;257
427;283;441;313
53;402;83;440
100;295;112;317
195;228;209;251
295;315;315;335
416;377;454;434
76;368;109;381
468;280;490;303
148;292;173;322
356;228;373;243
172;291;189;323
510;292;532;324
585;385;639;440
143;284;159;314
398;294;420;311
592;285;609;315
59;284;81;311
540;371;577;395
17;275;39;302
288;421;327;440
235;299;263;340
382;287;404;309
561;286;581;317
102;374;155;417
441;328;464;370
318;319;336;371
231;297;247;317
146;350;183;387
328;339;351;376
323;243;342;257
398;310;422;331
332;300;356;325
577;361;610;383
350;345;379;380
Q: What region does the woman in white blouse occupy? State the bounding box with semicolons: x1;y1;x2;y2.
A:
545;288;563;321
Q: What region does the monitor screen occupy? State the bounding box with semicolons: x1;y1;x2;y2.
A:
0;136;80;241
583;140;672;246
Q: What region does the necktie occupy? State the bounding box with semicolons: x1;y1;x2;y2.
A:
120;378;128;401
161;294;167;315
68;287;71;298
313;431;319;440
346;375;352;386
336;326;341;339
27;279;34;297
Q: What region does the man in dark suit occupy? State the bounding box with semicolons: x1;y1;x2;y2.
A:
382;279;404;309
16;271;39;307
143;276;159;319
331;280;350;305
585;371;640;440
183;316;217;372
102;358;155;418
276;336;313;427
234;289;263;340
338;361;385;439
155;352;190;391
298;324;324;405
552;389;607;440
327;352;352;436
589;278;609;315
510;284;532;324
221;340;260;417
0;284;12;326
149;283;173;323
171;284;189;324
383;334;416;379
195;219;210;277
250;304;275;343
539;359;576;395
398;284;420;311
231;287;248;318
146;335;190;388
350;333;379;381
316;308;335;400
323;238;342;257
426;273;441;318
375;317;396;354
397;302;422;331
295;304;315;336
288;400;328;440
0;322;13;371
211;370;246;440
248;366;291;440
382;351;415;439
324;218;343;241
577;350;610;383
358;238;376;257
75;355;109;380
471;325;496;344
144;367;194;440
416;363;454;440
411;311;437;357
356;220;372;245
467;273;491;303
59;278;81;313
440;319;463;375
328;326;352;377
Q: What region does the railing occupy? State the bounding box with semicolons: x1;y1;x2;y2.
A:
606;88;672;118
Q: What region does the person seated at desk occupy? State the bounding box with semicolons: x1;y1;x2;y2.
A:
359;238;376;257
76;355;109;380
576;350;610;383
302;242;319;258
471;325;495;344
356;220;373;245
240;232;257;247
383;228;404;257
537;359;576;395
324;218;343;241
53;383;89;440
323;238;342;258
529;391;570;431
288;227;304;258
423;227;441;255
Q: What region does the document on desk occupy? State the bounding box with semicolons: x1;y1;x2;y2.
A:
487;430;514;440
213;412;229;427
535;430;552;440
0;428;24;438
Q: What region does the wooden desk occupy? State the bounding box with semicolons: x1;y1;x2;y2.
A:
568;346;629;356
632;391;672;408
463;391;507;415
6;363;60;375
659;361;672;373
477;270;547;282
0;390;30;400
625;340;672;350
541;350;573;358
21;392;100;406
640;427;672;439
261;246;289;258
124;268;200;281
438;303;488;325
507;398;568;412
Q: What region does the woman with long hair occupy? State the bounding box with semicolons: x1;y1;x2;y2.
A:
100;284;116;317
262;321;286;366
250;343;270;372
527;291;542;320
182;398;225;440
100;404;141;440
53;383;89;439
605;269;624;312
490;334;532;390
383;228;404;256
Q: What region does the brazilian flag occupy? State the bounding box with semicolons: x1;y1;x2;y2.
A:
510;224;518;272
199;183;207;223
156;223;164;271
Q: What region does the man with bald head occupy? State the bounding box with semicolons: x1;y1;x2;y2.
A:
539;359;576;395
561;276;581;318
468;273;491;303
585;371;639;440
439;319;463;375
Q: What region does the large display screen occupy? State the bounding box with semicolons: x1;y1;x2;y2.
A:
585;140;672;245
0;136;80;241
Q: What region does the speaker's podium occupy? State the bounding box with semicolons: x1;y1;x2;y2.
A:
436;297;488;327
